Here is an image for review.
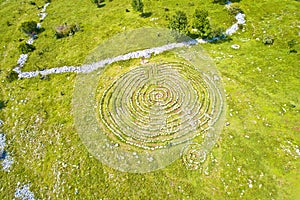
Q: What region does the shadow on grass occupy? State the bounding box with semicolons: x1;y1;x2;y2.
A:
0;151;7;160
97;3;106;8
36;27;45;35
0;100;6;110
213;0;241;5
209;36;233;44
186;33;200;40
6;70;19;83
141;12;152;18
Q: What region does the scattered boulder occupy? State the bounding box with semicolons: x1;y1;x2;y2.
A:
231;44;240;49
263;36;274;45
55;23;80;39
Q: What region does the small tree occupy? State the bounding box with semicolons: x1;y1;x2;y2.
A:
168;11;188;34
18;43;36;54
20;21;39;36
192;9;211;38
132;0;144;13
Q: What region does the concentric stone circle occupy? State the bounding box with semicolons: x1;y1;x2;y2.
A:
98;62;215;151
73;28;226;173
181;143;207;170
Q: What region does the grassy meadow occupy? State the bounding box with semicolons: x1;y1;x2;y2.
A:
0;0;299;199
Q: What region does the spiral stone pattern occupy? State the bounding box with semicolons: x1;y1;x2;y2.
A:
98;62;218;150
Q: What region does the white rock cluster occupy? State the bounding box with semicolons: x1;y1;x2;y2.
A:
231;44;240;49
0;133;5;155
38;12;47;21
27;37;35;45
38;2;50;21
0;133;14;172
226;24;239;35
17;54;29;68
2;152;14;172
236;13;246;24
41;2;50;13
17;71;40;79
15;183;36;200
226;13;246;35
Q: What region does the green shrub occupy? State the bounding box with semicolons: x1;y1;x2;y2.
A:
192;9;211;38
18;43;36;54
168;11;188;34
55;23;80;39
208;27;230;42
20;21;39;35
132;0;144;13
287;39;298;53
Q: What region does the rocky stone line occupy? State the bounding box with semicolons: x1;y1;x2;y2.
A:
13;2;51;75
0;122;14;172
13;11;246;79
14;183;36;200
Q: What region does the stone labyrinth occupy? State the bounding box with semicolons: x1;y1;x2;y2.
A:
99;63;216;150
73;28;225;173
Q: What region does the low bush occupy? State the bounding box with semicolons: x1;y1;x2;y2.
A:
168;11;188;34
55;23;80;39
20;21;39;36
18;43;36;54
6;70;19;82
287;39;298;53
192;9;211;38
132;0;144;13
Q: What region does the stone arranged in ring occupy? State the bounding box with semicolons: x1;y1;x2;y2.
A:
73;28;225;173
97;62;215;151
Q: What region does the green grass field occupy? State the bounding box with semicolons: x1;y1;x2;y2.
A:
0;0;299;199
